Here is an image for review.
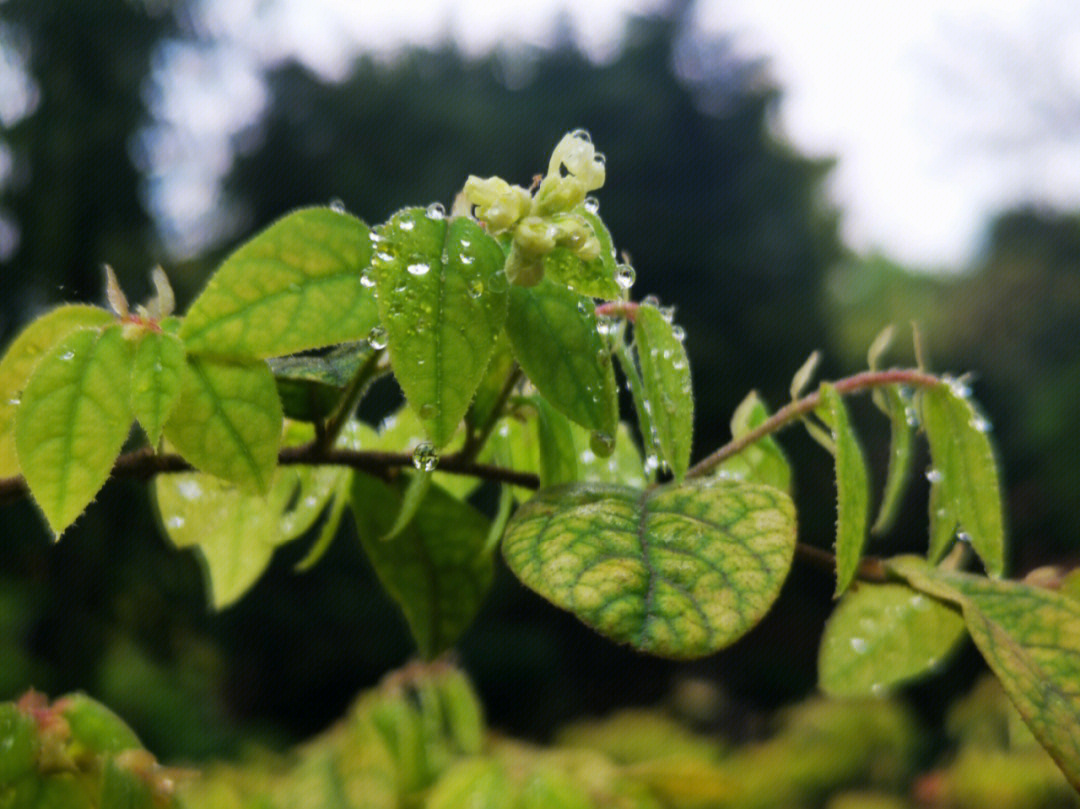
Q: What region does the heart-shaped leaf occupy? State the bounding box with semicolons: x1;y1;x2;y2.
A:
502;478;796;658
0;305;114;477
15;327;133;535
162;356;283;492
889;557;1080;789
818;582;966;697
180;207;378;358
350;472;494;658
374;209;508;448
505;280;617;439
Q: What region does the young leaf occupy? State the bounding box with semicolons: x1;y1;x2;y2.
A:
382;469;433;541
373;208;508;448
0;305;114;477
180;207;378;358
155;461;344;608
818;583;966;698
716;391;791;493
790;350;820;399
502;478;796;659
505;279;618;440
870;385;914;535
485;416;540;504
15;327;133;535
130;330;185;445
634;303;693;481
350;471;494;658
920;382;1006;576
467;335;515;433
162;356;283;493
532;396;578;488
268;342;376;423
889;557;1080;789
818;383;870;597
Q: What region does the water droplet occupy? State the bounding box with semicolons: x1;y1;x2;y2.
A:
460;254;475;265
642;294;660;308
412;441;439;471
594;152;606;168
590;431;615;457
304;495;318;507
426;202;446;220
360;270;376;288
904;407;920;428
870;683;887;697
956;530;972;544
570;127;592;143
328;198;346;213
376;251;394;264
177;480;203;501
367;326;388;349
400;219;415;231
659;305;676;323
850;637;868;654
460;239;471;248
596;316;615;336
583;196;600;214
925;468;943;484
577;301;589;315
615;264;635;289
971;415;992;433
671;325;686;342
166;515;185;529
7;397;20;406
418;403;437;419
407;262;430;276
60;351;75;361
370;232;384;244
580;449;597;464
644;455;660;474
467;278;484;298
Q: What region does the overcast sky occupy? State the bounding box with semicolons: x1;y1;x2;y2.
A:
150;0;1080;268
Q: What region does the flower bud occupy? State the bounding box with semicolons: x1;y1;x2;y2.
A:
514;216;558;255
532;175;585;216
547;131;606;192
462;175;530;233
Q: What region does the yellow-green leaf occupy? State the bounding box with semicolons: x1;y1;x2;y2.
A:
0;305;114;477
130;330;185;445
350;472;494;658
155;443;344;607
870;385;914;535
373;208;508;448
15;327;132;535
890;556;1080;789
180;207;378;358
716;391;791;493
818;383;870;597
502;478;796;659
532;395;578;488
634;303;693;481
920;382;1006;575
162;356;283;493
506;279;618;439
818;583;966;697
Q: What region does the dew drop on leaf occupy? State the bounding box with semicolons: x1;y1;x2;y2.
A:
925;467;943;483
589;430;615;457
328;198;345;213
583;196;599;214
570;127;592;142
412;441;439;471
360;270;376;288
615;264;636;290
426;202;446;220
407;262;430;277
367;325;388;350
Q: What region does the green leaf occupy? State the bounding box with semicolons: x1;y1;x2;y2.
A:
382;469;433;541
532;395;578;488
155;433;344;607
0;305;114;477
817;383;870;597
162;356;283;493
15;327;133;535
468;335;515;432
634;303;693;481
502;478;796;659
350;472;494;658
130;330;185;445
920;382;1006;576
889;557;1080;789
486;415;540;504
268;341;375;422
818;583;966;697
716;391;791;493
180;207;378;358
505;279;617;438
373;209;508;448
870;385;914;535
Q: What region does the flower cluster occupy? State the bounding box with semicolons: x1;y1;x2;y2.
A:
460;130;606;286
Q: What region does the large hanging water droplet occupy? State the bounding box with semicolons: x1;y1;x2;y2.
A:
328;198;346;213
426;202;446;220
583;196;599;214
367;325;388;349
412;441;439;471
590;431;615;458
615;264;635;290
407;262;430;277
596;316;615;336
